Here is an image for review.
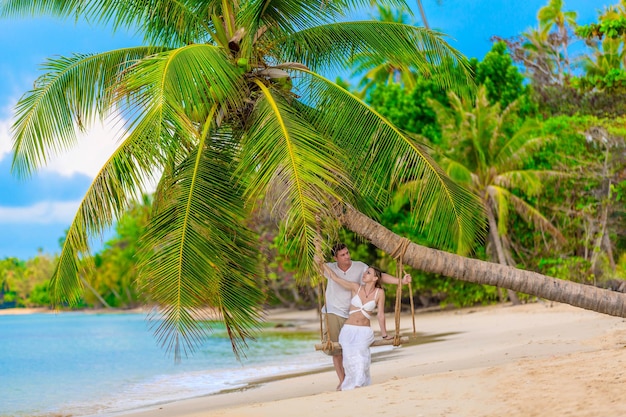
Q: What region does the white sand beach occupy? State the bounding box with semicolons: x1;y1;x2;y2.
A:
113;301;626;417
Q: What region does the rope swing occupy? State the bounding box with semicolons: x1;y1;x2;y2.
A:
389;237;417;343
314;239;415;352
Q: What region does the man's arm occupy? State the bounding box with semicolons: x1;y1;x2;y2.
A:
322;264;359;292
381;272;412;285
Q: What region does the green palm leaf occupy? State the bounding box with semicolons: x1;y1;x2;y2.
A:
116;43;246;124
1;0;213;47
439;156;474;186
236;80;351;276
494;186;565;242
493;129;549;172
294;69;485;254
11;47;165;177
275;21;472;93
243;0;409;34
51;107;173;305
141;120;263;360
45;43;245;307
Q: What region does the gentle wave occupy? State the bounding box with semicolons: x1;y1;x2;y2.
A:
53;353;328;417
0;312;325;417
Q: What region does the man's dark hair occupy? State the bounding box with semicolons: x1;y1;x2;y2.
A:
331;243;348;257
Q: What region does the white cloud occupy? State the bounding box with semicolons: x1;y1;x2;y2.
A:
42;116;123;178
0;104;121;179
0;199;80;224
38;114;160;193
0;100;123;178
2;107;159;194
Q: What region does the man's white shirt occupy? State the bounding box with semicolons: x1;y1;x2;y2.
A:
323;261;368;317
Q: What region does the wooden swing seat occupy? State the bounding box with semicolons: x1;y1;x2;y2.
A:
314;335;410;351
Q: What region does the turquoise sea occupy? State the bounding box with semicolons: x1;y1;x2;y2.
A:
0;311;324;417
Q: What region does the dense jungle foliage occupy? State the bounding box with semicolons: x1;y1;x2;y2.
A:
3;0;626;311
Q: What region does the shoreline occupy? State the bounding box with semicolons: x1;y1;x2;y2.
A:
0;307;148;315
0;307;52;315
113;302;626;417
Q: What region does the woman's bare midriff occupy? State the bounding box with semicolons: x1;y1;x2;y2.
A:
345;310;370;326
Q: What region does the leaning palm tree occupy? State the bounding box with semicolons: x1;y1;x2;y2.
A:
4;0;626;361
3;0;479;358
429;86;566;303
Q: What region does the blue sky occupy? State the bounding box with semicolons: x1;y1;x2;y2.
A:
0;1;606;259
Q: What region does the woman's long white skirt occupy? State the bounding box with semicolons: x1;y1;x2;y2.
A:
339;324;375;390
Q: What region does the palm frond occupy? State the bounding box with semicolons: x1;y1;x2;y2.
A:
274;21;473;95
500;187;566;243
352;55;416;95
486;185;510;237
48;44;245;306
428;93;468;148
492;119;549;170
242;0;409;36
50;108;171;306
1;0;213;46
141;121;264;360
11;47;166;178
469;90;495;169
117;43;246;114
495;169;569;197
439;156;474;187
236;80;352;277
294;69;485;255
496;133;550;169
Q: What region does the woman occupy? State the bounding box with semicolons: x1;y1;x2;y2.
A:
322;263;389;391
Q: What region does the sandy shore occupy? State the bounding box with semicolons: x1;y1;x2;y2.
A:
0;307;51;315
108;301;626;417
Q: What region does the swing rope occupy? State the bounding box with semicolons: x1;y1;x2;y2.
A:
317;279;336;354
389;237;416;345
315;232;336;354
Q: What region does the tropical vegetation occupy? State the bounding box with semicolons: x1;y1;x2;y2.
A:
3;0;626;359
0;0;479;358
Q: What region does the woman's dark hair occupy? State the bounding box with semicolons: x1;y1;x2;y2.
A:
372;266;383;289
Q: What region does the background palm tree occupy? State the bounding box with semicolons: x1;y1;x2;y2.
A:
352;6;419;97
537;0;577;82
428;86;566;303
2;0;478;358
414;0;444;30
577;3;626;91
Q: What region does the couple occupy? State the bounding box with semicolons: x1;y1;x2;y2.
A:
321;243;411;391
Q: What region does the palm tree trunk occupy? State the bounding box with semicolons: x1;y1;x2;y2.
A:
416;0;430;29
338;205;626;318
80;276;112;309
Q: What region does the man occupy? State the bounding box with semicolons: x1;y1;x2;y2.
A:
322;242;411;390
